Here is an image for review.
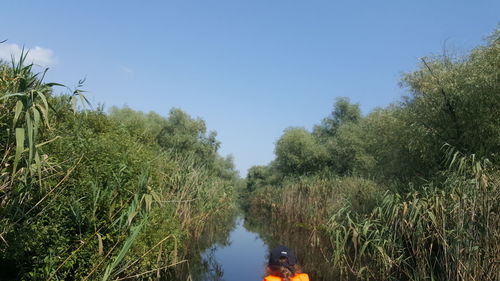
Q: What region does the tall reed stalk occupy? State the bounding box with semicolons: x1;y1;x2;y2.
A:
326;149;499;281
1;52;237;280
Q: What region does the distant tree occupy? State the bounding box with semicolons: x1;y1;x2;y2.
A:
213;154;239;181
246;165;271;192
313;97;361;139
338;106;425;181
274;127;327;176
156;108;220;164
324;121;376;176
109;106;167;143
400;32;500;173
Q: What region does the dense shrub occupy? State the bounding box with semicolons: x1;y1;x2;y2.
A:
243;27;500;281
0;52;238;280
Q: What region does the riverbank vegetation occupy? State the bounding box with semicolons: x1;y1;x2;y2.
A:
0;52;239;280
243;28;499;280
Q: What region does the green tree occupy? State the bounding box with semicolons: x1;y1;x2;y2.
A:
108;106;167;143
325;121;376;175
400;32;500;175
274;127;327;176
246;165;272;192
313;97;361;139
156;108;220;164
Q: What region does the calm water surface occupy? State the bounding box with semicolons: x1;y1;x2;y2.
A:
178;210;338;281
198;216;269;281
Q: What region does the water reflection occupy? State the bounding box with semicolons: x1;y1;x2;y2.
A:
198;217;268;281
244;211;342;281
199;246;225;281
162;209;238;281
165;208;341;281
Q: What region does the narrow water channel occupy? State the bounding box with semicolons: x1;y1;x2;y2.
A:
197;216;269;281
181;211;339;281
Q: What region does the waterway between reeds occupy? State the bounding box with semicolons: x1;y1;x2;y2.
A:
165;209;339;281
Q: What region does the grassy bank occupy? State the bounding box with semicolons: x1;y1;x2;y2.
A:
243;174;381;229
0;53;238;280
243;28;499;281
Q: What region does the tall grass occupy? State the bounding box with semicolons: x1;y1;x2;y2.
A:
243;27;499;281
0;51;237;280
243;154;498;280
244;174;382;229
324;150;499;281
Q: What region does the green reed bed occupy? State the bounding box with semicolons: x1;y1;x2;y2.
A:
244;174;381;230
244;163;499;281
243;28;499;281
0;52;238;280
327;156;499;281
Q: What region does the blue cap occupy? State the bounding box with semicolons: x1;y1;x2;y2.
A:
269;245;296;266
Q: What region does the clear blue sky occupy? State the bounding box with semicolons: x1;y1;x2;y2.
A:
2;1;498;176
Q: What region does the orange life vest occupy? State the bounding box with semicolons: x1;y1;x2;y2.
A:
263;273;310;281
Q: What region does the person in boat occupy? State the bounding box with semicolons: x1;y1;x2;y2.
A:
263;245;310;281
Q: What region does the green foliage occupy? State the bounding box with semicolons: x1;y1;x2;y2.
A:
244;26;500;281
156;108;220;165
108;106;167;144
400;39;500;170
314;97;361;139
0;50;53;179
326;158;499;281
0;54;238;280
246;165;272;192
246;174;382;228
274;127;328;176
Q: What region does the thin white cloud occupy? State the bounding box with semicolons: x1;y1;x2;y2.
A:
120;65;134;74
0;43;57;66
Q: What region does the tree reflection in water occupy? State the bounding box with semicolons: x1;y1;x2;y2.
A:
162;205;344;281
201;246;225;281
161;209;237;281
243;210;343;281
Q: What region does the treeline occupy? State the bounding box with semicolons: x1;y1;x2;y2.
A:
0;53;239;280
244;28;499;280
